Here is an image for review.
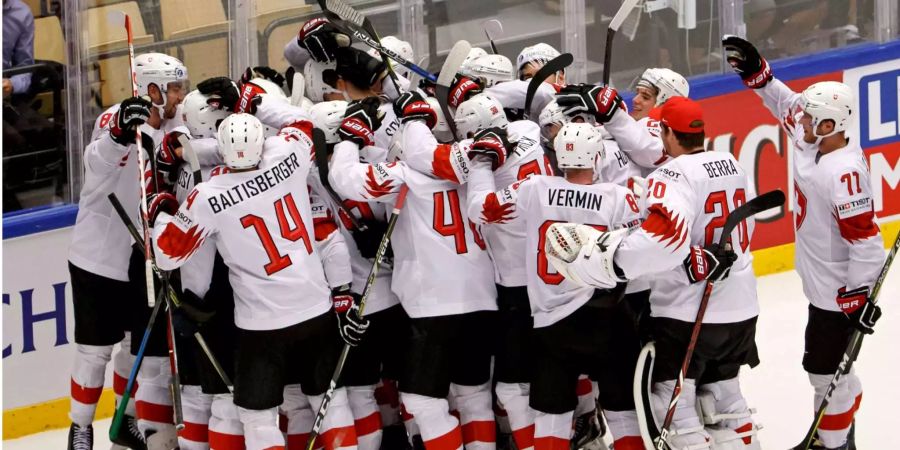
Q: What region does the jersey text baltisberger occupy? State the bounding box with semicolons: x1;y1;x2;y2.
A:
208;153;301;214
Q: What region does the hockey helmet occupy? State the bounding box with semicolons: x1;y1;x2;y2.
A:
304;59;342;102
462;54;514;88
309;100;348;144
516;43;560;79
454;93;509;139
182;90;230;139
800;81;853;137
134;53;188;107
632;68;690;106
554;122;604;170
217;113;266;169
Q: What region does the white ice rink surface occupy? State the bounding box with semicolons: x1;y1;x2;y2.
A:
5;267;898;449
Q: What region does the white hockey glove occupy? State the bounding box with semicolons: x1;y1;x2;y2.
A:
545;223;628;288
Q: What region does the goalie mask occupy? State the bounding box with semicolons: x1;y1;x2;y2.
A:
309;100;348;144
632;68;689;106
461;54;514;88
554;122;604;171
454;93;509;139
134;53;188;109
800;81;853;138
182;90;230;139
218;113;265;169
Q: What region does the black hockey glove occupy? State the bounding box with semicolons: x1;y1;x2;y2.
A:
555;84;624;124
393;91;437;129
197;77;240;111
332;286;369;346
837;286;882;334
683;243;738;284
297;17;351;63
171;290;216;337
468;127;512;171
350;219;392;259
110;96;152;146
154;131;185;188
447;74;484;108
147;192;179;226
240;66;286;88
339;97;384;147
722;35;772;89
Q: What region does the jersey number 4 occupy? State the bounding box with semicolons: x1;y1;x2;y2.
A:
433;190;485;254
241;193;313;275
704;189;749;252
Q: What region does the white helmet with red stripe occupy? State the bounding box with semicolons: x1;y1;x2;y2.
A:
554;122;604;170
454;93;508;138
217;113;265;169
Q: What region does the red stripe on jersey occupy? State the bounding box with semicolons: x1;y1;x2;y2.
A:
641;204;688;250
612;436;644;450
820;393;862;431
512;424;535;449
179;421;209;443
462;420;496;444
481;192;516;224
836;209;880;243
365;166;396;198
425;426;464;450
354;411;382;436
432;144;462;184
313;213;339;241
70;378;104;405
534;435;570;450
208;430;246;450
157;222;205;262
136;400;174;424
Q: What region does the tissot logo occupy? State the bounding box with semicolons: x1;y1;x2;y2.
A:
858;69;900;147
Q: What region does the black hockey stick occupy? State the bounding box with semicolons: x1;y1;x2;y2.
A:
305;185;410;450
484;19;503;54
433;40;472;140
523;53;573;120
652;189;786;450
313;127;367;232
791;226;900;450
603;0;641;85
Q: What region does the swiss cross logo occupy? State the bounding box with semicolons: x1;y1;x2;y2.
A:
565;143;574;151
490;105;499;115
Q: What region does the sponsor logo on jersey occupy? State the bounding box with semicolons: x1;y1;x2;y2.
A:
208;153;301;214
655;167;682;181
836;197;872;219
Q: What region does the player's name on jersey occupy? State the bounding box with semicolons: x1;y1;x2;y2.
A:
702;158;740;179
546;188;603;212
208;153;302;214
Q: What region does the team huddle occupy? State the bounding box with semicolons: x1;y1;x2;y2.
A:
64;14;886;450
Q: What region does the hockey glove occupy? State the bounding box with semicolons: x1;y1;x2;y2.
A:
332;286;369;346
339;97;384;147
235;81;267;114
555;84;623;124
110;96;152;146
837;286;881;334
683;243;738;284
197;77;241;111
447;74;484;108
297;17;351;63
350;219;392;259
240;66;286;88
722;35;772;89
468;127;512;171
171;290;216;337
155;131;185;187
393;91;437;129
147;192;179;226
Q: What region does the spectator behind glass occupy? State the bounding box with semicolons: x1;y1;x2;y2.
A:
3;0;35;97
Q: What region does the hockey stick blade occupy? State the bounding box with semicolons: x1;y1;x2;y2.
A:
604;0;641;85
290;72;306;106
434;40;472;140
484;19;503;54
312;127;367;231
719;190;785;247
524;53;573;120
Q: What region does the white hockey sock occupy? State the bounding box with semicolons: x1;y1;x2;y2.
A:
113;337;137;416
574;375;595;416
810;371;862;449
208;394;244;450
281;384;313;448
347;385;382;450
309;389;359;450
533;409;573;450
400;401;420;445
451;382;495;449
70;344;113;426
178;385;213;450
401;392;462;450
238;406;284;450
135;356;174;435
604;409;643;450
495;382;534;450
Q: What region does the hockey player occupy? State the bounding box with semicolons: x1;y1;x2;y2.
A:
151;111;362;450
546;95;762;449
516;43;565;84
723;35;884;450
67;52;188;450
329;96;499;450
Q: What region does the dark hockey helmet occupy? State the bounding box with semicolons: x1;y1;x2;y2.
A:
335;47;388;91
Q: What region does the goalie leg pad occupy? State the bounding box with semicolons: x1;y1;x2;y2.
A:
651;379;712;450
696;378;760;449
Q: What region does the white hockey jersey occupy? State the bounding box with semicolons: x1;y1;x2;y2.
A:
153;123;338;331
615;151;760;324
603;111;669;175
466;120;555;287
481;175;642;327
485;79;558;121
756;79;884;311
329;139;497;319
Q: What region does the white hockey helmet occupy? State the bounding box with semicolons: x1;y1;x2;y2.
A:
368;36;414;79
516;43;560;78
134;53;188;107
304;59;342;102
454;93;509;138
800;81;854;137
554;122;604;170
539;100;598;149
425;96;454;143
633;68;690;106
217;113;266;169
461;54;514;88
309;100;348;144
182;90;230;139
463;47;489;68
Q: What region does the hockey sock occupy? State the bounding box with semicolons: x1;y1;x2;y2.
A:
135;356;174;436
651;379;711;449
400;402;421;446
179;385;213;450
208;394;245;450
495;382;535;450
451;382;496;449
603;409;642;450
810;371;862;449
533;409;573;450
113;337;138;416
574;376;594;417
282;384;314;449
696;377;760;449
401;392;463;450
309;389;360;450
374;379;402;427
70;344;113;426
238;406;284;450
347;385;383;450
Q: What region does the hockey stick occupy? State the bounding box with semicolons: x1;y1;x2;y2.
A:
483;19;503;54
305;185;410;450
523;53;573;120
791;227;900;450
290;71;306;106
313;127;367;231
433;40;472;141
108;10;156;308
653;189;786;450
178;135;202;188
603;0;641;85
164;292;185;430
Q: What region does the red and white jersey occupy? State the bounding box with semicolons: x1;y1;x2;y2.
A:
466;120;554;287
391;121;472;185
604;112;669;175
485;79;558;120
756;79;884;311
69;105;176;281
329;140;497;318
483;175;642;327
615;151;760;324
596;137;644;187
153;123;334;331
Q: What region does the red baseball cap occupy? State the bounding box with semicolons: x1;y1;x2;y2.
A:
658;96;704;133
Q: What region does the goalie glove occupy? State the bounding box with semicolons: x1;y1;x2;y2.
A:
544;223;628;288
555;84;624;124
836;286;881;335
332;286;370;346
722;35;773;89
682;243;737;284
109;96;152;146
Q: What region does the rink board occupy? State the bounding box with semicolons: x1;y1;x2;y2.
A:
3;41;900;439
